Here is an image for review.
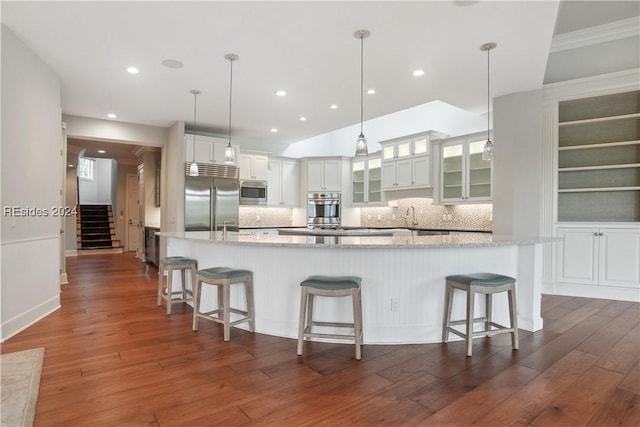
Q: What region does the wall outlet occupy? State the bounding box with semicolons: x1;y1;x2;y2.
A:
367;214;372;220
391;214;396;220
390;298;399;311
256;215;261;221
377;214;382;221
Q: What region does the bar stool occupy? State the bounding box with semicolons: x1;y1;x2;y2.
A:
442;273;519;357
297;275;363;360
192;267;255;341
157;256;198;315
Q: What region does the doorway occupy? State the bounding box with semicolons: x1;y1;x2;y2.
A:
126;173;139;253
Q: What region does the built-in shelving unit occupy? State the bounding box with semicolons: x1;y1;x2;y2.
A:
557;90;640;222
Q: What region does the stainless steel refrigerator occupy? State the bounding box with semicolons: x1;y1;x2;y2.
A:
185;164;240;232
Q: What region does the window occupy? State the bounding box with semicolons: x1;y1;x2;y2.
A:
78;157;95;181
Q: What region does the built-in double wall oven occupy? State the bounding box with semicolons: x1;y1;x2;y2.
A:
307;192;341;229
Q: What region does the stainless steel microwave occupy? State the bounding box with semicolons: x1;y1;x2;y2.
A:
240;180;267;205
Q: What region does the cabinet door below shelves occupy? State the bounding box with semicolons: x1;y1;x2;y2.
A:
556;228;598;285
599;229;640;288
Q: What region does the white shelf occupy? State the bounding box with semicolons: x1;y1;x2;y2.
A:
558;186;640;193
558;140;640;151
559;112;640;127
559;163;640;172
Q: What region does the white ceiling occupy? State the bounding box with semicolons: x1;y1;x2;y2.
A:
3;1;564;152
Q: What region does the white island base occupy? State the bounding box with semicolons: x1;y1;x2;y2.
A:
161;232;547;345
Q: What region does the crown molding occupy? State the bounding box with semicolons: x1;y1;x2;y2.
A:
543;69;640;105
550;17;639;53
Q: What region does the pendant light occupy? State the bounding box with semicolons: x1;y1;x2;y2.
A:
354;29;370;156
481;42;496;161
188;89;201;176
224;53;238;164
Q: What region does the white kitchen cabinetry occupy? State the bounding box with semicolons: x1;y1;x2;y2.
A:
267;157;299;207
240;153;268;181
556;227;640;290
184;134;239;165
307;158;342;192
352;155;382;205
438;136;492;204
380;131;444;191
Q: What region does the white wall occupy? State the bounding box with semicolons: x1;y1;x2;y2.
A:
1;26;62;340
78;158;114;204
281;100;487;158
492;89;544;238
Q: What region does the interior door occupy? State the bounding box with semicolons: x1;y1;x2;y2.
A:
126;174;139;252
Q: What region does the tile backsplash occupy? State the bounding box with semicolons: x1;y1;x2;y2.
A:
239;207;293;228
360;198;492;230
240;198;492;230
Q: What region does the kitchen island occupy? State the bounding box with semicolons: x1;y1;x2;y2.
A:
158;231;551;344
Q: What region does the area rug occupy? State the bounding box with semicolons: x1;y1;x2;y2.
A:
1;348;45;427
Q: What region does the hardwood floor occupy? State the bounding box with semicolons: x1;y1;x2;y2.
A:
2;252;639;426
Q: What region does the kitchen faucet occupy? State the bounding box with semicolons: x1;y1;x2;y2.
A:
406;206;418;227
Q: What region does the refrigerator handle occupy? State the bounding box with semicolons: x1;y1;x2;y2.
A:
211;186;217;232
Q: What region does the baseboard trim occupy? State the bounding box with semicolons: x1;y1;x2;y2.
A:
77;247;124;256
1;295;60;342
550;282;639;303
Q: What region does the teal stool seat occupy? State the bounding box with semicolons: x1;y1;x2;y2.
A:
297;275;364;360
301;275;362;290
198;267;253;280
192;267;255;341
442;273;519;357
157;257;198;315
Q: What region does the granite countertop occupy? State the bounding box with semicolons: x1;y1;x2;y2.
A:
277;228;396;237
158;231;555;249
240;225;492;233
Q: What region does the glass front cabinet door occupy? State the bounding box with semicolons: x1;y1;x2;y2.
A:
440;137;492;204
352;155;382;205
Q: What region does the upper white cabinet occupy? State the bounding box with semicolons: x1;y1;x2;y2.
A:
240;153;269;181
556;226;640;290
267;157;299;207
352;155;382;205
556;90;640;222
184;134;239;165
308;158;342;192
380;131;444;191
438;137;492;204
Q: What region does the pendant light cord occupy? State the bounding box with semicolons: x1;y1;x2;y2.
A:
487;47;490;142
360;34;364;135
192;90;199;162
228;58;234;146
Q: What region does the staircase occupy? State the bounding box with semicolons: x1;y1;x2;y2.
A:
77;205;121;250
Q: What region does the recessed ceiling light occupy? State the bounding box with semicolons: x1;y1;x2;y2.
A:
161;59;183;69
330;104;338;109
367;89;376;95
68;164;74;168
107;113;117;119
299;116;307;121
98;150;106;154
275;90;286;97
270;128;278;133
413;69;425;77
126;66;139;74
